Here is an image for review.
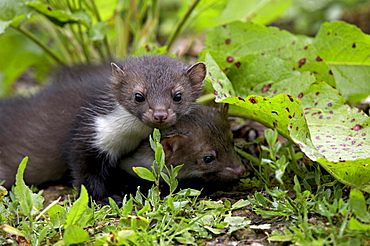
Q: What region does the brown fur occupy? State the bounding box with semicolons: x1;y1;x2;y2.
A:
120;104;246;192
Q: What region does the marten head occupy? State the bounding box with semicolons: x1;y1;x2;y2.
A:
161;104;246;189
111;55;206;129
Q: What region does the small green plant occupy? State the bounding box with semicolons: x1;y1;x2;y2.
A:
132;128;182;196
237;128;305;188
247;172;370;245
259;129;289;185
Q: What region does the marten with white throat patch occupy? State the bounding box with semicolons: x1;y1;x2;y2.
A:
0;55;205;204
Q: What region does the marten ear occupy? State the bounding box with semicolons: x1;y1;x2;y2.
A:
161;134;187;157
111;62;125;78
217;103;229;119
186;62;206;86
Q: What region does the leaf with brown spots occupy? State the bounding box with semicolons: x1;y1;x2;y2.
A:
291;82;370;192
204;53;236;101
203;21;335;87
203;22;370;193
313;22;370;103
221;94;307;142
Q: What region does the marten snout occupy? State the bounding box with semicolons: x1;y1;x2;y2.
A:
143;108;176;128
153;111;168;123
225;165;247;179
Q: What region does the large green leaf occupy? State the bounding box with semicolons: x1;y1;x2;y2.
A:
0;29;45;97
205;53;309;141
63;225;90;244
0;0;33;22
94;0;118;21
203;21;370;192
297;83;370;162
64;185;90;229
203;21;334;86
177;0;292;32
216;0;292;26
297;83;370;192
224;53;316;98
14;157;44;216
0;20;12;33
27;2;89;27
313;21;370;102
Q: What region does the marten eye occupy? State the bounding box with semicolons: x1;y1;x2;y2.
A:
135;93;145;103
173;93;182;103
203;155;215;164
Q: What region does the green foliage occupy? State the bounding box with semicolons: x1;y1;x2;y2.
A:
64;185;90;228
254;177;370;245
1;1;370;245
48;204;66;229
0;0;293;96
348;188;370;223
1;130;370;245
0;186;7;199
276;0;368;35
238;128;303;189
203;21;370;193
313;22;370;103
0;130;259;245
134;129;181;195
0;29;45;97
63;225;90;245
14;157;44;217
219;0;292;25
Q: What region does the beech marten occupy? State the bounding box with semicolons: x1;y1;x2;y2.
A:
0;55;205;203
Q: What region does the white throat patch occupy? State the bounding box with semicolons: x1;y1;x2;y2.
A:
94;104;153;160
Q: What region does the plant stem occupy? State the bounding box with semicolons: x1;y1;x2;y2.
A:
68;25;86;62
89;0;112;58
75;0;90;63
39;17;74;64
287;141;305;179
196;93;215;104
287;141;298;166
138;0;159;48
165;0;201;51
235;147;261;165
79;26;91;63
116;0;131;58
176;0;219;34
11;25;64;65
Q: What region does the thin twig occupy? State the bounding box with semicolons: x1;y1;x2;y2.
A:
74;0;90;63
196;93;215;104
89;0;112;58
235;147;261;165
77;24;91;63
165;0;201;51
10;25;64;65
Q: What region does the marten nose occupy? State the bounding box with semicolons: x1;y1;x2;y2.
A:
226;166;247;178
235;166;247;178
153;111;168;123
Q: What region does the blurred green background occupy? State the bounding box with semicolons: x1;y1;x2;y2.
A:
0;0;369;97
